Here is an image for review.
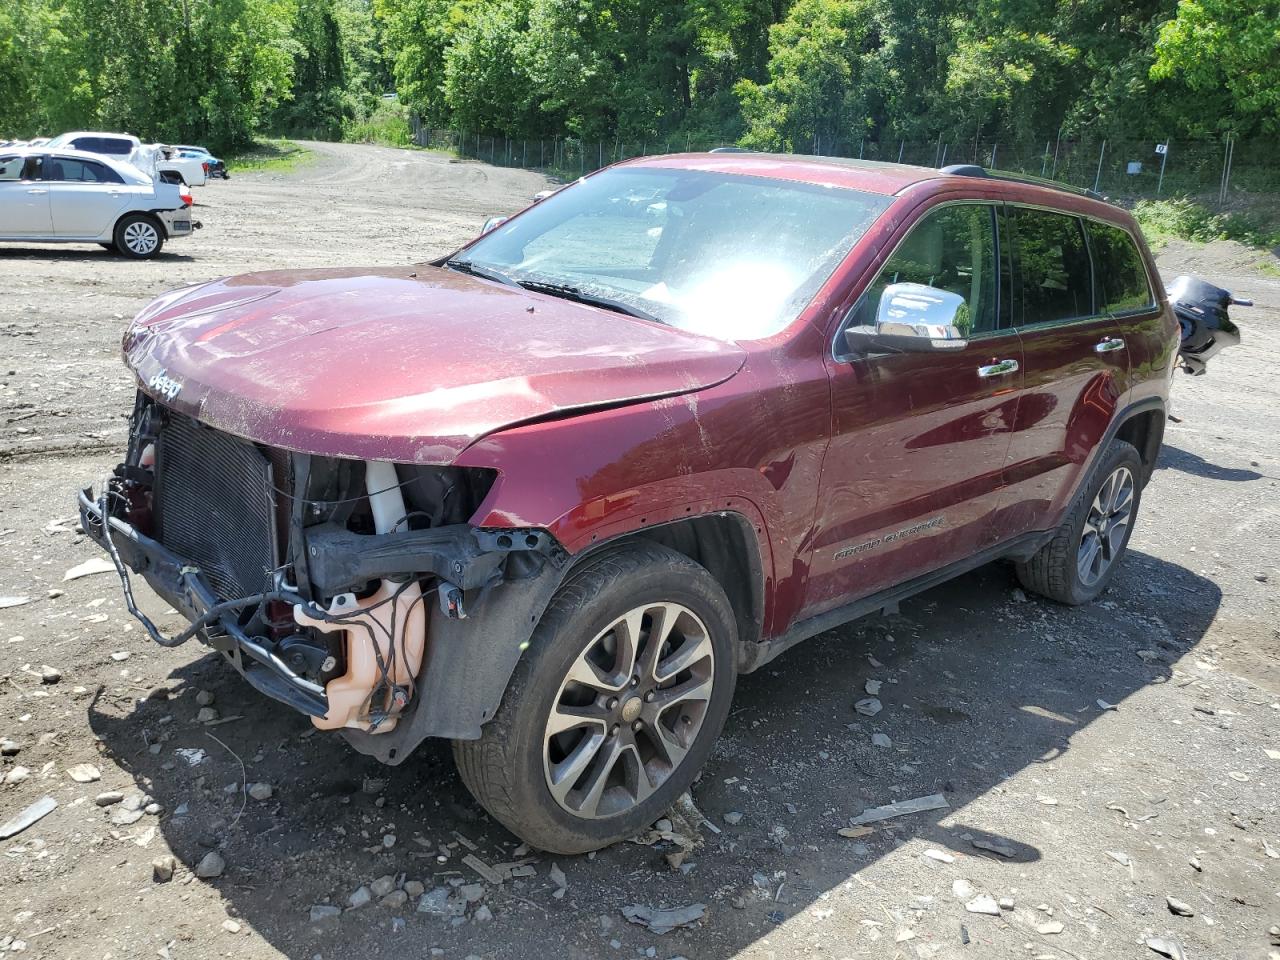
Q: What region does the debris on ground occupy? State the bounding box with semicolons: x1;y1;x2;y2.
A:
62;557;116;581
971;837;1016;858
1146;936;1187;960
0;796;57;839
870;733;892;748
923;849;954;863
195;851;225;879
462;854;504;885
66;763;101;783
723;811;743;825
0;596;34;609
865;679;882;695
850;793;949;825
1166;896;1194;916
621;903;706;935
248;782;273;801
854;697;883;717
152;856;176;883
964;895;1001;915
837;826;874;839
1037;920;1064;935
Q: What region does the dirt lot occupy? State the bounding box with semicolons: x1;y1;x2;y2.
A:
1;141;1277;960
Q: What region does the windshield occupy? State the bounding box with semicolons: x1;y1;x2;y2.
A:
458;167;892;340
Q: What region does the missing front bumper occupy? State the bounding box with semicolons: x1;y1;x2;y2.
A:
78;487;330;718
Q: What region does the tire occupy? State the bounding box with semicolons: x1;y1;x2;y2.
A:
1016;439;1143;605
113;214;164;259
453;542;738;854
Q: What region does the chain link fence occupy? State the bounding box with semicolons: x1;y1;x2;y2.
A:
412;120;1275;203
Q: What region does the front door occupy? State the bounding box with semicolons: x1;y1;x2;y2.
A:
806;202;1021;618
996;205;1129;538
46;157;130;238
0;155;52;236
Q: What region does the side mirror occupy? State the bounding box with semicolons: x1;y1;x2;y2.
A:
480;216;508;235
844;282;970;356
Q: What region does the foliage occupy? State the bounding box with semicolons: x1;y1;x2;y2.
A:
1134;197;1280;250
342;99;413;145
4;0;1278;163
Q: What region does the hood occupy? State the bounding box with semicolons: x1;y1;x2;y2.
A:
124;266;746;463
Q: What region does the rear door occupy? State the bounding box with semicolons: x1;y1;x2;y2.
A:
996;205;1128;537
807;201;1022;616
0;155;52;236
1083;220;1168;404
45;157;130;238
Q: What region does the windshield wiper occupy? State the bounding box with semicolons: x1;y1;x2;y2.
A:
516;280;661;323
444;258;520;287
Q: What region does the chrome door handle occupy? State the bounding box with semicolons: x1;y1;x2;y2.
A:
978;358;1019;378
26;188;48;195
1095;338;1125;353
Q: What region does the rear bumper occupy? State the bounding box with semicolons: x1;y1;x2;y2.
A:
77;486;329;717
157;209;202;239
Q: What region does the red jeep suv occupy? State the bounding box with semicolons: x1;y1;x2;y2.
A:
79;153;1177;852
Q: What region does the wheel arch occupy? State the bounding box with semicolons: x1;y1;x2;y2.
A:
1113;405;1165;485
115;209;167;241
338;508;768;765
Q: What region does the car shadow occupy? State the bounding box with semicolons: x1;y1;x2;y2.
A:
89;548;1218;959
1157;443;1264;482
0;246;195;263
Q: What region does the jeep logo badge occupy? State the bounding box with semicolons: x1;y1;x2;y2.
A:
148;369;183;402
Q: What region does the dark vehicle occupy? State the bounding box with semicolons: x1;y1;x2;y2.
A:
80;152;1180;852
1168;275;1247;375
175;145;230;180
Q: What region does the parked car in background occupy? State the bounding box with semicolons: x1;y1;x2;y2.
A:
132;144;208;187
175;145;229;179
0;147;199;258
78;153;1177;853
46;130;140;157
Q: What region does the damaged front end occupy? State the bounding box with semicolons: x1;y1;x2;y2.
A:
79;392;568;757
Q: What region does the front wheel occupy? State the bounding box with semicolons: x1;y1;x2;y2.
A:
114;214;164;259
1016;439;1143;605
453;542;737;853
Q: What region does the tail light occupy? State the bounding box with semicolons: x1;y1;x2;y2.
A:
180;190;193;206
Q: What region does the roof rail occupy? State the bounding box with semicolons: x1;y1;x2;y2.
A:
938;163;1106;201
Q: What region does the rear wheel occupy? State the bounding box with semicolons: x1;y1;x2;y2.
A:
453;542;737;853
113;214;164;259
1016;439;1143;605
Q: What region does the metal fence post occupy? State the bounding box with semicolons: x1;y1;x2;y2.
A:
1157;140;1169;196
898;141;905;163
1041;140;1050;177
1093;140;1106;193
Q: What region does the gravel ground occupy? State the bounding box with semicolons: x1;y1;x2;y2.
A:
1;142;1277;960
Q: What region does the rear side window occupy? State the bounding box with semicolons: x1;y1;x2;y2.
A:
1087;222;1155;314
1011;208;1094;326
44;157;122;183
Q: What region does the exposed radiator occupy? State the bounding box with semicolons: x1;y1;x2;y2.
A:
154;413;279;601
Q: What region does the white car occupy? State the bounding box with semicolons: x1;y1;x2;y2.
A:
45;132;207;186
0;147;200;258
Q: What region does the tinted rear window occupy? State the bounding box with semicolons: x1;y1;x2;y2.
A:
1087;222;1155;314
75;137;133;155
1012;208;1094;326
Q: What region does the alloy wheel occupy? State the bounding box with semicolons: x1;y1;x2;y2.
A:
123;221;159;256
542;601;715;819
1078;465;1135;586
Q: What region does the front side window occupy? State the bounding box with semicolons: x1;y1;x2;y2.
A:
1011;208;1094;326
1087;222;1155;315
457;167;892;340
847;203;999;337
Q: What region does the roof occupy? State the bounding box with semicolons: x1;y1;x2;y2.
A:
623;152;1118;211
0;145;153;184
629;152;941;196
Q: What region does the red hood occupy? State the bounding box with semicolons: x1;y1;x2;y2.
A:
123;266;746;463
